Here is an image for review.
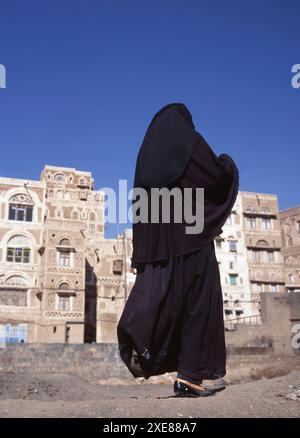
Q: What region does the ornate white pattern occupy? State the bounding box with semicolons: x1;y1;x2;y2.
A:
97;276;123;286
6;275;28;286
7;235;31;247
44;311;83;318
9;193;33;204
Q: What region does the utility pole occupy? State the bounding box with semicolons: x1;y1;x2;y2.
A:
122;231;128;304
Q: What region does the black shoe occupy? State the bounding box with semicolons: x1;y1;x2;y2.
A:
173;380;216;398
130;350;145;378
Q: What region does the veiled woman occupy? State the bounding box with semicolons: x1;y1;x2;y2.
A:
117;103;239;397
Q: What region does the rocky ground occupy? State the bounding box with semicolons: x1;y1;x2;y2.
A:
0;369;300;417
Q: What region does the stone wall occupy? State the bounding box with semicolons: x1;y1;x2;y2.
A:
0;343;132;382
226;293;300;355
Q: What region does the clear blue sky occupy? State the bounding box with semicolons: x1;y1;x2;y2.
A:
0;0;299;237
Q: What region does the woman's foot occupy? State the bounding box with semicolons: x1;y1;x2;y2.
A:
173;378;216;398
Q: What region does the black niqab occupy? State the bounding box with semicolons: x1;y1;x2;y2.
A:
134;103;197;188
131;103;239;267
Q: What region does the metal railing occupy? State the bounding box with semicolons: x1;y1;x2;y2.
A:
224;314;262;331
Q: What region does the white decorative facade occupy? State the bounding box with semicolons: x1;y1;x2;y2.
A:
215;193;253;320
0;166;133;344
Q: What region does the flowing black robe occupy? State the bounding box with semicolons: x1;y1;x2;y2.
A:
117;103;239;380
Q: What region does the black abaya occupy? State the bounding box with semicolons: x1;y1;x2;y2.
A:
117;240;226;380
117;103;239;381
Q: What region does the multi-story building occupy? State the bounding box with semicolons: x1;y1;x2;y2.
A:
0;175;46;344
216;191;287;321
0;165;133;345
215;193;252;320
240;192;285;314
279;206;300;293
92;230;135;342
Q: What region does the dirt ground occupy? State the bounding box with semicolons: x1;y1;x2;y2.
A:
0;369;300;418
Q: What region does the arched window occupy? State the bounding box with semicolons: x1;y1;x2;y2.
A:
58;282;70;290
6;235;31;264
257;239;269;247
246;205;255;213
59;238;71;246
57;283;71;311
57;239;72;267
287;236;293;247
6;275;28;286
8;194;33;222
255;271;262;280
54;173;66;183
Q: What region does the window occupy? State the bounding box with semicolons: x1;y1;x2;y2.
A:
6;235;31;264
216;240;222;249
255;270;262;280
297;222;300;233
229;274;238;285
54;173;66;183
256;283;263;293
261;218;272;230
267;251;275;262
229;261;234;270
252;250;260;262
113;259;123;274
58;282;70;290
235;310;244;317
229;240;237;252
58;294;70;311
226;214;232;225
9;204;33;222
270;284;278;293
257;239;269;247
247;217;256;229
59;251;70;267
59;238;70;246
0;288;28;306
58;239;71;267
7;247;30;263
